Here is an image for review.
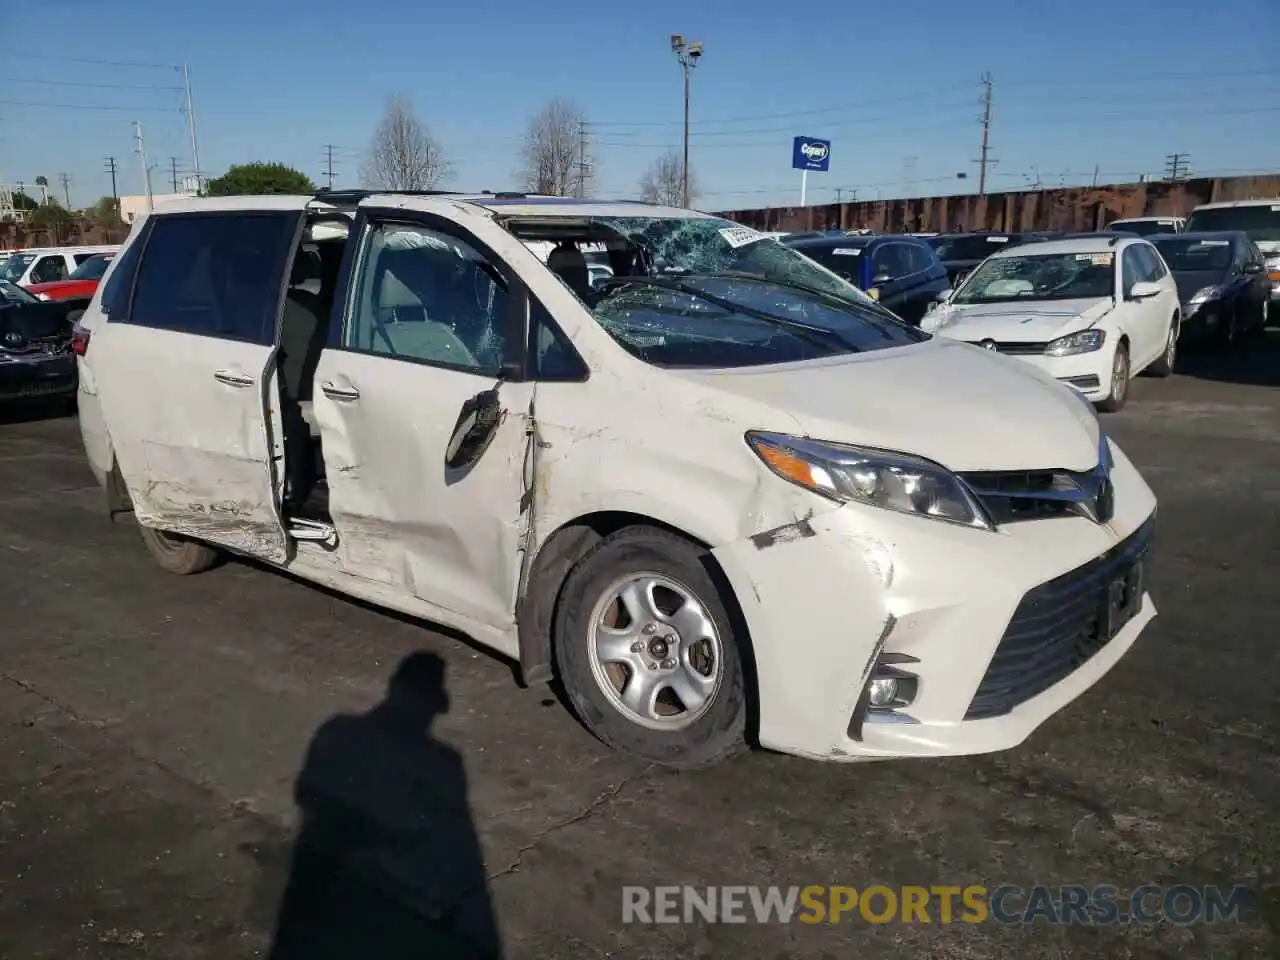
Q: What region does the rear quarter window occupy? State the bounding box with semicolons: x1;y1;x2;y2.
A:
99;231;149;317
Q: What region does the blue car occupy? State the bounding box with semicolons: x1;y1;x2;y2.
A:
784;233;949;325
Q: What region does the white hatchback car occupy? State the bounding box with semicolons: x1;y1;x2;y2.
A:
73;193;1158;767
921;236;1181;411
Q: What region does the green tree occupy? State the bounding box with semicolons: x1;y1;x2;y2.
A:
33;175;48;187
28;198;72;229
205;162;315;197
86;196;124;227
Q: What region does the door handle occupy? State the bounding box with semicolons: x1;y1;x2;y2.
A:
213;369;254;387
321;381;360;402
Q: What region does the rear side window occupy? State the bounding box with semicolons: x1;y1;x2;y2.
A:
126;213;298;343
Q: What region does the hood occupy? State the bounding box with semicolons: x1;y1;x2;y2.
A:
669;338;1101;472
25;278;91;296
0;301;71;343
922;297;1113;341
1255;240;1280;256
1172;269;1228;302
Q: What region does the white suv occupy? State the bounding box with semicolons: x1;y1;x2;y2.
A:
922;235;1181;412
0;244;118;286
74;192;1158;767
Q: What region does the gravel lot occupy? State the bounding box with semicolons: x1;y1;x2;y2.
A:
1;336;1277;959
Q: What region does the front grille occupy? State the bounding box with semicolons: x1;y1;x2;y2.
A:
960;465;1105;524
964;514;1155;720
963;340;1048;356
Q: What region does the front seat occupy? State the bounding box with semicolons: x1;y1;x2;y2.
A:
547;243;592;301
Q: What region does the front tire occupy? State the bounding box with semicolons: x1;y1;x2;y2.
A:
1096;341;1130;413
553;526;748;768
138;523;222;575
1147;316;1177;377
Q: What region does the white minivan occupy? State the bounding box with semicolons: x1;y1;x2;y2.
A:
73;192;1158;767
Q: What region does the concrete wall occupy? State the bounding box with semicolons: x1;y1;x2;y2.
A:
716;175;1280;234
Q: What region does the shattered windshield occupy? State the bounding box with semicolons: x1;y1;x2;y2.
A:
953;251;1116;304
525;216;926;369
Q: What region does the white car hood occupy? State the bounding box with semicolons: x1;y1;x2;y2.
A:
671;338;1102;472
923;297;1114;341
1256;240;1280;256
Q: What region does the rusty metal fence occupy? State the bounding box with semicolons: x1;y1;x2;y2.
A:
715;175;1280;234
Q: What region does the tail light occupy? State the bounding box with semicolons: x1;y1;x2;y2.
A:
71;323;91;357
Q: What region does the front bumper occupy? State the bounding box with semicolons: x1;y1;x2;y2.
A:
1006;350;1111;400
0;353;76;400
712;438;1158;762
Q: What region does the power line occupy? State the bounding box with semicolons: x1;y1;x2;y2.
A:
0;99;177;112
592;105;1280;151
0;77;183;91
7;52;178;70
586;68;1277;130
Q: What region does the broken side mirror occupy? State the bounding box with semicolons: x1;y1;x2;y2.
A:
445;388;503;472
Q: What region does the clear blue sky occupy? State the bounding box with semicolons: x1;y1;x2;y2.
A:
4;0;1277;211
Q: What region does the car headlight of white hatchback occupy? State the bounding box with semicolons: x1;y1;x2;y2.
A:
746;431;992;530
1045;328;1105;357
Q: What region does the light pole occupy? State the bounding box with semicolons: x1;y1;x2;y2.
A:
670;35;703;208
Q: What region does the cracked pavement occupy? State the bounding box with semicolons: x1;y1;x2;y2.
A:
1;337;1278;958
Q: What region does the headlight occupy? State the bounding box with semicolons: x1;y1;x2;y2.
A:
35;292;50;301
1046;328;1105;357
1189;285;1223;304
746;431;992;530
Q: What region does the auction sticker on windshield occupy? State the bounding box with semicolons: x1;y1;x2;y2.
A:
719;226;766;248
986;236;1010;243
831;248;862;256
1197;240;1230;246
1075;253;1114;265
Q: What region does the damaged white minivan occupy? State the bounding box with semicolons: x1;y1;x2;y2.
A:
73;192;1158;767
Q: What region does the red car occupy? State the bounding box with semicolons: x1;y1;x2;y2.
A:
25;252;116;305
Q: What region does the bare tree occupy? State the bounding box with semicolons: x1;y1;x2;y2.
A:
639;151;696;207
517;98;592;197
361;96;453;191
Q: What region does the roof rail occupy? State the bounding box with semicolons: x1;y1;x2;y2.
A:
312;187;465;203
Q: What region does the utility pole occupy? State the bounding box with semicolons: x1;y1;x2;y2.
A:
322;144;337;189
1092;164;1100;188
576;120;586;199
133;121;153;214
671;34;704;208
104;156;119;201
1164;153;1190;182
976;72;994;196
169;157;180;193
182;64;203;194
58;172;72;207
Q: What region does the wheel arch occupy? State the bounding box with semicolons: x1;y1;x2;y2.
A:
516;512;757;717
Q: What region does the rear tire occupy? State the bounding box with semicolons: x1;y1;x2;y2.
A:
138;523;222;575
552;526;748;768
1096;341;1130;413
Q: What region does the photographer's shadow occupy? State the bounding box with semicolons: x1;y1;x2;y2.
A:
268;651;502;959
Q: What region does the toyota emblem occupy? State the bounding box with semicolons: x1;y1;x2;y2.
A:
982;339;998;351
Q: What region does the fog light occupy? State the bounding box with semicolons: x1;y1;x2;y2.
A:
867;677;899;707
